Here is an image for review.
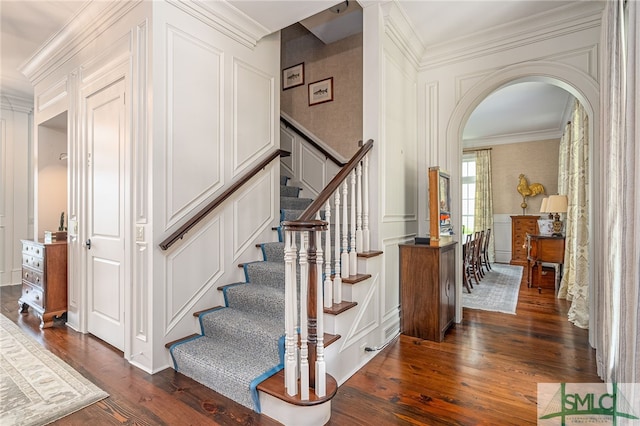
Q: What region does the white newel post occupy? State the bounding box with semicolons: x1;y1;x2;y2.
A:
323;201;333;308
349;170;357;274
299;233;310;400
284;231;298;396
333;190;343;303
363;155;370;252
341;181;349;278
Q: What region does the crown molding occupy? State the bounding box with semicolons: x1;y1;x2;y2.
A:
167;0;270;49
420;1;605;70
20;0;142;87
0;91;34;113
463;128;563;148
380;1;424;68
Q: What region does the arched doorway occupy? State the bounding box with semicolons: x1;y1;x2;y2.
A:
447;61;599;344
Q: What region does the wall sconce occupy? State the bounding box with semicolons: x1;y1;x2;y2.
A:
545;194;568;236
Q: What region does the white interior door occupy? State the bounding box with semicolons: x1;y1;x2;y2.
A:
85;77;127;351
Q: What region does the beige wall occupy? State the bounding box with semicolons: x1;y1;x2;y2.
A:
281;23;363;158
489;139;560;215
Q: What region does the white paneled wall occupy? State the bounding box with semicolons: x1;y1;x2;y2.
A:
0;100;32;288
22;0;281;373
153;2;281;371
279;119;343;198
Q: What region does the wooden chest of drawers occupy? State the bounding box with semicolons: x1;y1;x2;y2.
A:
510;216;539;266
19;240;68;328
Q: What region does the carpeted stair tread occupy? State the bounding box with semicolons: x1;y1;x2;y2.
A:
199;308;283;360
223;283;285;319
261;242;285;262
281;196;314;210
280;185;301;198
244;261;285;288
170;334;280;410
280;175;289;186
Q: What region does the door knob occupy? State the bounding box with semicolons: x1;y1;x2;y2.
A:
85;239;91;250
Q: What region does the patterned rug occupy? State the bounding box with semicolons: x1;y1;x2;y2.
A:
0;315;108;425
462;263;523;314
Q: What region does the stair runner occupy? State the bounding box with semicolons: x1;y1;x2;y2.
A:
169;175;313;412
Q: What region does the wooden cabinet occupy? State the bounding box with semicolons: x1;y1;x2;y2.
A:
526;235;565;289
19;240;67;328
399;242;456;342
510;215;539;266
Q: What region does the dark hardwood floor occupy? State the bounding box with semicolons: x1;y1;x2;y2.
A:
1;266;599;425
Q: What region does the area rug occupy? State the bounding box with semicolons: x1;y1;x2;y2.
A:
462;263;523;314
0;314;108;425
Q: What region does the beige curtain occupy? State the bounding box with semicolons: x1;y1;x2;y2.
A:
557;101;589;329
474;150;494;261
596;0;639;383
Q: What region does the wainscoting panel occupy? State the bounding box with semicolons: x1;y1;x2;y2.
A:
36;77;68;116
166;26;223;228
134;242;148;341
233;59;274;174
279;126;294;177
165;216;224;332
494;214;513;264
233;169;275;258
382;50;417;222
300;143;326;196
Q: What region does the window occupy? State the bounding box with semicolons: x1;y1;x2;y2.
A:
461;154;476;235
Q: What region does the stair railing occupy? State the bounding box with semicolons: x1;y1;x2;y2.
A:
282;139;373;400
159;149;287;251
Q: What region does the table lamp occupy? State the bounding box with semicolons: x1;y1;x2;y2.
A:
546;195;568;236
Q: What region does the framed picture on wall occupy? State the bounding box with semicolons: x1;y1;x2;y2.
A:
282;63;304;90
308;77;333;106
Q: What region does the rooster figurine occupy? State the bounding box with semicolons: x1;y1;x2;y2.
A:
517;174;545;213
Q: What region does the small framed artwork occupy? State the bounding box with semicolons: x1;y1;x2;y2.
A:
282;63;304;90
308;77;333;106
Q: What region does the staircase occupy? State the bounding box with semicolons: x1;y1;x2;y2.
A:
165;140;379;425
168;176;338;416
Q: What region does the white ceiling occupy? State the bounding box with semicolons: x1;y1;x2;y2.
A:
0;0;580;144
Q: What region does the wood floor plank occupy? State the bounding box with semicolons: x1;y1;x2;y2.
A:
1;263;600;425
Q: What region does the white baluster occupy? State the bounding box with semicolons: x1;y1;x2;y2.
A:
284;231;298;396
363;154;370;252
356;162;363;253
299;233;309;400
333;191;342;303
350;170;357;274
323;200;333;308
341;181;349;278
316;227;326;397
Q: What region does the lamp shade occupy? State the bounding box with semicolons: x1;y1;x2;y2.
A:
540;197;549;213
546;195;568;213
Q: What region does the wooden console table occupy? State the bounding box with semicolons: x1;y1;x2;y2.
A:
526;235;565;291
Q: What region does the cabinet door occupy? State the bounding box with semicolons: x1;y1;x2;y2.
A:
440;247;455;332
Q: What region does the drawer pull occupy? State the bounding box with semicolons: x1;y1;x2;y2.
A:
36;277;40;283
35;295;40;300
25;273;29;279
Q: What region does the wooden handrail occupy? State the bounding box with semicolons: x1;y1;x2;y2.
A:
297;139;373;221
159;149;287;250
280;117;346;167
